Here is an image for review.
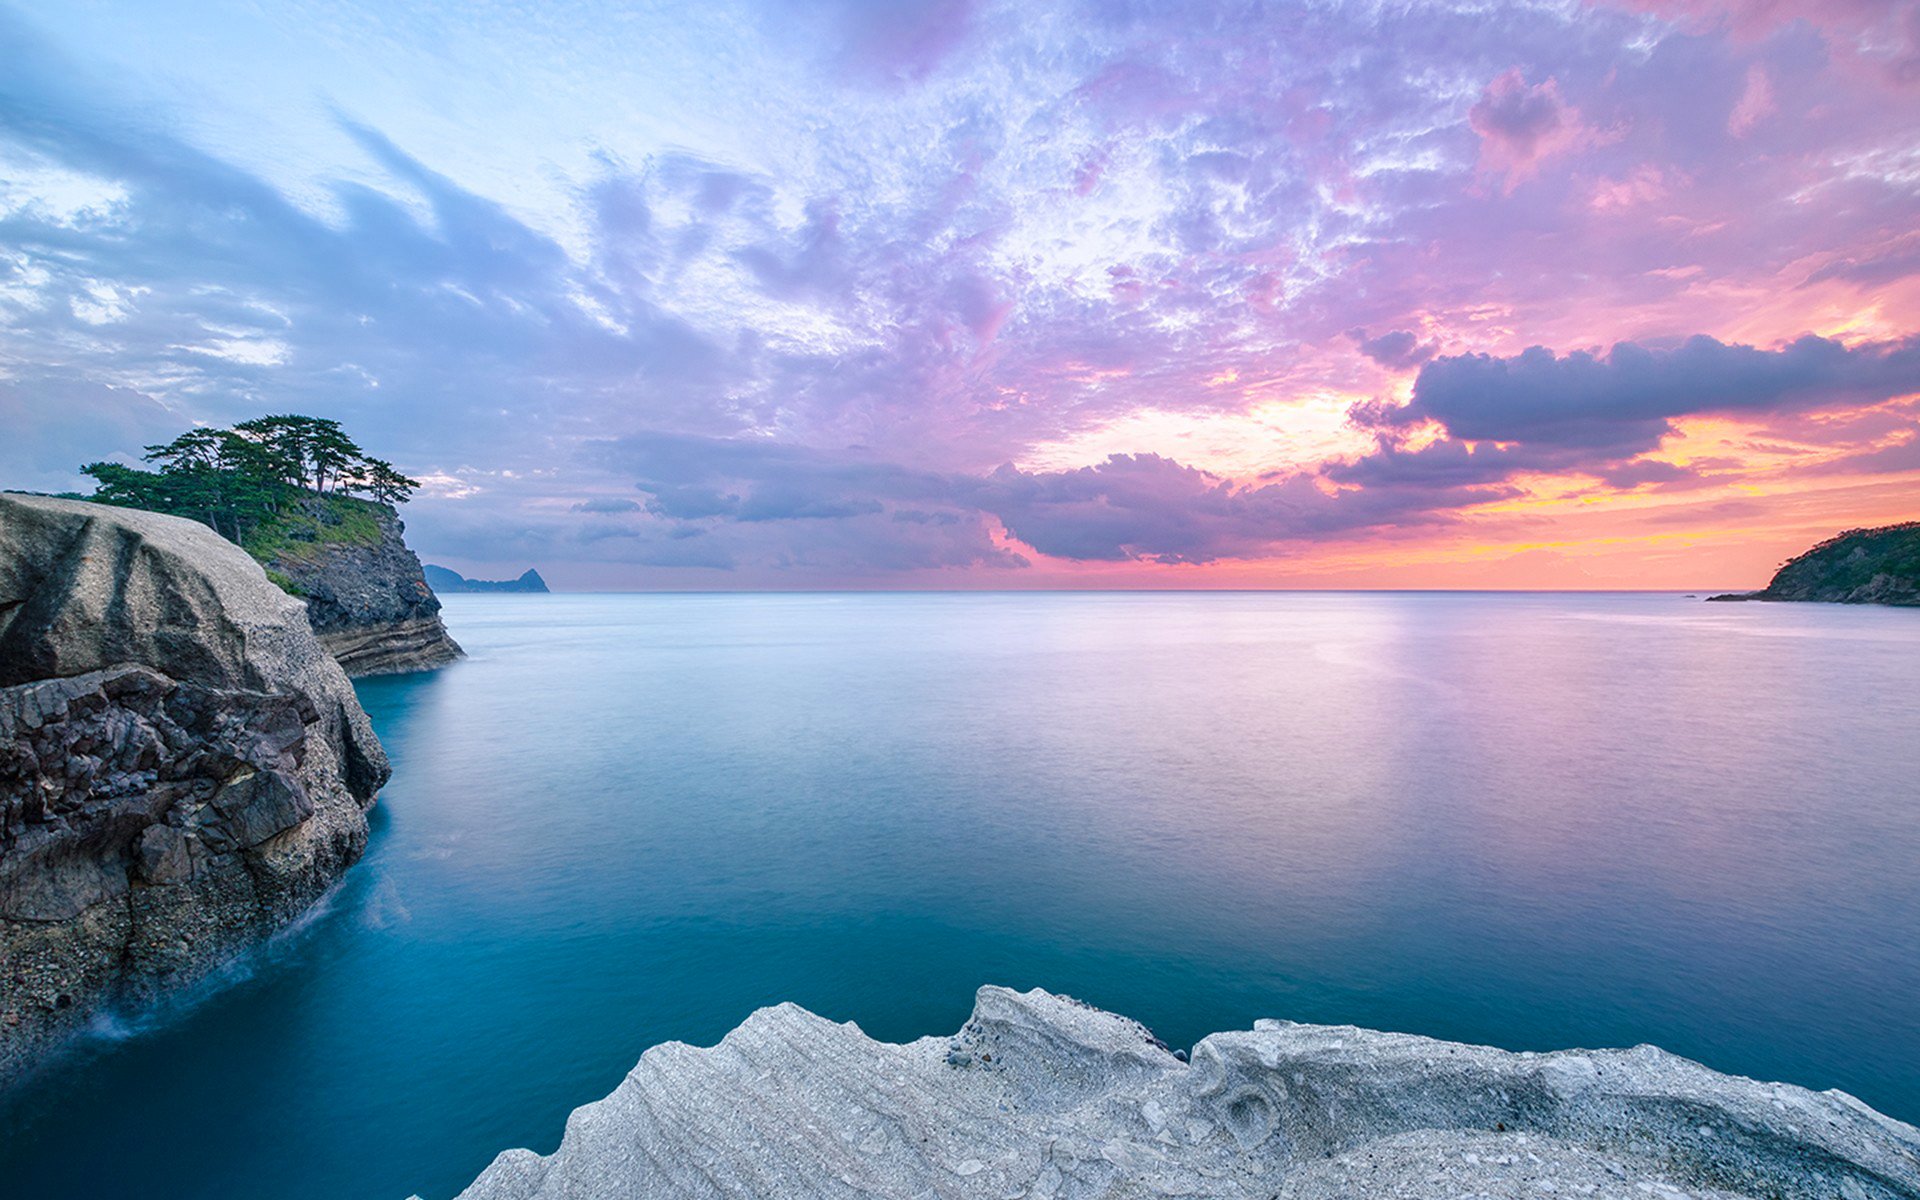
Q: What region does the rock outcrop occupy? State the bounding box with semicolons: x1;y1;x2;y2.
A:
423;564;549;594
1709;521;1920;606
0;493;389;1089
454;986;1920;1200
259;498;464;675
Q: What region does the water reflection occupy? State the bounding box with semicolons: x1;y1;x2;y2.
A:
1;592;1915;1200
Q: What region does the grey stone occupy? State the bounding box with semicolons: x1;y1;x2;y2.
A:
452;987;1920;1200
0;493;390;1090
132;823;189;884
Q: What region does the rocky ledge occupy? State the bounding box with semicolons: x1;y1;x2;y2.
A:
453;986;1920;1200
0;494;389;1089
260;498;465;675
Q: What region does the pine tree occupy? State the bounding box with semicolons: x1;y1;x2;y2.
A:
80;414;418;549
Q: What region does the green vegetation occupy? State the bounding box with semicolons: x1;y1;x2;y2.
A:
263;568;308;596
243;492;387;566
79;415;420;593
82;414;418;545
1763;522;1920;602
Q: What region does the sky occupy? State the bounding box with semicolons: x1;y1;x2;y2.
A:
2;0;1917;589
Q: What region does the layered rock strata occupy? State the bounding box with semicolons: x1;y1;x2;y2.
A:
455;986;1920;1200
0;494;389;1089
263;501;464;675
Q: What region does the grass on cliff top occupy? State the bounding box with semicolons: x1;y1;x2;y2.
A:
243;493;386;580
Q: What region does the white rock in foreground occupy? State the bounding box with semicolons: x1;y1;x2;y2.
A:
454;987;1920;1200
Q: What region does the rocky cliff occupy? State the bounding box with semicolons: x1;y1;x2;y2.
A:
453;986;1920;1200
0;493;390;1090
255;496;464;675
1710;521;1920;606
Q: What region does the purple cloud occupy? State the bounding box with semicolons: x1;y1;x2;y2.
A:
1370;335;1920;455
1468;69;1589;186
1349;329;1438;371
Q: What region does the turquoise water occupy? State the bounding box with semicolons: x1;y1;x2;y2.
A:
3;592;1919;1199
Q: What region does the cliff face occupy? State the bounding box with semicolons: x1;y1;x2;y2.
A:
0;494;389;1090
1711;522;1920;606
255;497;464;675
455;986;1920;1200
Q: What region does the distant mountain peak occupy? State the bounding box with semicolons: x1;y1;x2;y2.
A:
424;564;551;594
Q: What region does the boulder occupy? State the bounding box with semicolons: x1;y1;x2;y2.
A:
0;493;389;1089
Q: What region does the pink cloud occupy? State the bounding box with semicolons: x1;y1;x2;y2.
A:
1468;70;1593;190
1729;64;1776;136
1590;165;1672;211
1601;1;1920;89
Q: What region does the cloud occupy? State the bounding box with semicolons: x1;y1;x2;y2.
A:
1326;438;1561;490
582;436;1507;569
1802;233;1920;289
1806;430;1920;477
1468;70;1591;187
591;432;1026;571
1592;457;1700;489
1368;335;1920;457
805;0;980;84
1601;0;1920;89
977;454;1500;564
571;497;642;513
1728;64;1775;135
5;1;1920;584
1349;328;1437;371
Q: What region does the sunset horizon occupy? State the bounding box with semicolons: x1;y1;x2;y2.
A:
5;0;1918;591
5;6;1920;1198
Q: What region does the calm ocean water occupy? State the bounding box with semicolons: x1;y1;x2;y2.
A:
3;592;1918;1199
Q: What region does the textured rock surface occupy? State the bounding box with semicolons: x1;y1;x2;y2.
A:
264;501;464;674
1709;521;1920;606
454;986;1920;1200
0;493;389;1089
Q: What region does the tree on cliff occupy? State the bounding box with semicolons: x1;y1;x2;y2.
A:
79;415;422;545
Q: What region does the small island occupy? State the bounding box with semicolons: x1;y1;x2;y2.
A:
424;565;550;594
1710;521;1920;606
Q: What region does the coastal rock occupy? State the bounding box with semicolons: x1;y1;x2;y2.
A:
261;499;465;674
454;986;1920;1200
1708;521;1920;606
0;493;389;1089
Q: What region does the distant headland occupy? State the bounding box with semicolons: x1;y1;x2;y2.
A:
1710;521;1920;607
424;565;550;594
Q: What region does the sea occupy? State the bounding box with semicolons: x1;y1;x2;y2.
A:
2;591;1917;1200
